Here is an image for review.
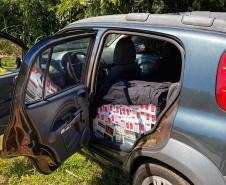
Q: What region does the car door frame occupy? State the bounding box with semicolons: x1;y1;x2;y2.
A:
87;27;184;168
1;30;98;174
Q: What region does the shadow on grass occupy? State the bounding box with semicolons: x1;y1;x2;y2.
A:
0;133;130;184
81;151;131;185
0;152;130;185
90;164;130;185
5;158;35;177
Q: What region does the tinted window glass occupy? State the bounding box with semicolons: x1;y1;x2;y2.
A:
25;50;50;104
45;38;91;97
25;37;91;104
131;36;166;56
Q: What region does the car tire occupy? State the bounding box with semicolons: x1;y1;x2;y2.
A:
132;163;190;185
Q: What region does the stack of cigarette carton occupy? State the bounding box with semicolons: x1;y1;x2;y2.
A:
93;104;157;146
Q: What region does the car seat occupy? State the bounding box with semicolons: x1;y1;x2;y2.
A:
98;37;140;99
160;43;181;82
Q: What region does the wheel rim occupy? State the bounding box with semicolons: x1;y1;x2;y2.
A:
142;175;173;185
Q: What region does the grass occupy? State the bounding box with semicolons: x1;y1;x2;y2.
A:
0;68;7;75
0;135;130;185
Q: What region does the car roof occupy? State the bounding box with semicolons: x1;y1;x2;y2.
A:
65;11;226;34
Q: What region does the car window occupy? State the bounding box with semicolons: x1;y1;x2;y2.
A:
101;34;167;66
131;36;166;57
0;38;22;75
45;38;91;97
25;37;92;104
25;50;50;104
105;34;120;47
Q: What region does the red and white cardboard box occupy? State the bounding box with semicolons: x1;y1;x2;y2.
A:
115;125;124;143
105;124;115;137
124;130;136;143
93;119;106;138
94;104;157;144
138;104;156;115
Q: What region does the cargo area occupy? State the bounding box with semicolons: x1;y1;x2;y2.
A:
92;33;182;151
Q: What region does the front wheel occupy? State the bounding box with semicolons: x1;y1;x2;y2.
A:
132;163;190;185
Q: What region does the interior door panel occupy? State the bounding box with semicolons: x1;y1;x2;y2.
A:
26;85;89;163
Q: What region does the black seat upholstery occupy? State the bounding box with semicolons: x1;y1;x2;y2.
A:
159;43;181;82
99;37;140;99
140;43;181;83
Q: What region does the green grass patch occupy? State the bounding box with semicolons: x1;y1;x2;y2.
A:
0;68;7;75
0;135;129;185
0;135;2;150
1;57;17;69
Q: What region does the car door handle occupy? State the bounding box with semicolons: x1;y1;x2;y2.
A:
60;113;81;135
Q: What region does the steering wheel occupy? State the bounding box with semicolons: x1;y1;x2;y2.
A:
65;51;86;82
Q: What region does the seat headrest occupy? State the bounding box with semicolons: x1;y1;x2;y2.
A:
113;37;136;65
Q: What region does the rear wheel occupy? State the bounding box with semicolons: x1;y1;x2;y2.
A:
132;163;190;185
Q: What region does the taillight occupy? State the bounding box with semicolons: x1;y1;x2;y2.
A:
216;52;226;110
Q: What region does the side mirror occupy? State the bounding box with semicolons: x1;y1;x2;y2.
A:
0;56;21;70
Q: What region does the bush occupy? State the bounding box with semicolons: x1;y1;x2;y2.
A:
1;0;225;46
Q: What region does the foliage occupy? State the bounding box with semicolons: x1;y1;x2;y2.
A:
0;0;60;46
0;0;21;35
0;68;6;75
0;39;21;56
19;0;58;45
1;57;17;69
0;38;21;75
1;0;226;46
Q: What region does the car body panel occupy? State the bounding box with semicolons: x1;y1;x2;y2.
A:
85;24;226;177
126;138;226;185
83;24;226;181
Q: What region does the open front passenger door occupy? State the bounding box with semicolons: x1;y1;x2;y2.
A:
1;31;96;174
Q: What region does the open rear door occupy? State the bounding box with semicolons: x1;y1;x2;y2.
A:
0;32;28;133
1;31;96;174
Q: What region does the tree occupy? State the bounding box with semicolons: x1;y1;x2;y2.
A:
0;0;21;37
1;0;226;46
19;0;58;45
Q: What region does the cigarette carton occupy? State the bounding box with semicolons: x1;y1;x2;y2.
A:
115;125;124;143
94;103;158;146
105;125;115;137
97;121;105;134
